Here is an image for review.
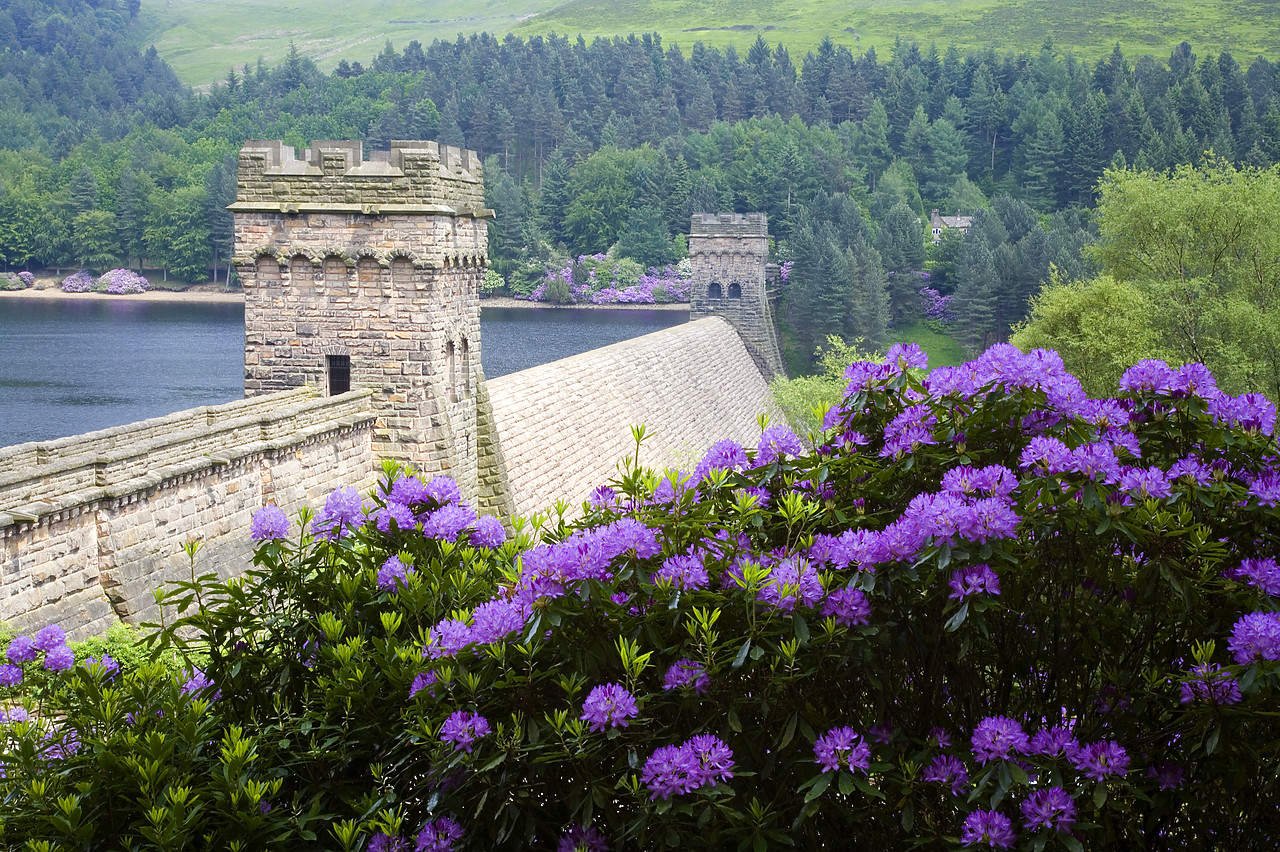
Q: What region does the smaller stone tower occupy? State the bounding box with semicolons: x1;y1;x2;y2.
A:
688;213;786;378
231;140;493;498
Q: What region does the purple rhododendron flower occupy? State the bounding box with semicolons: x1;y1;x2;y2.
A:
409;671;438;698
440;710;490;752
84;654;119;678
971;716;1028;764
389;474;428;506
653;551;709;590
6;635;37;665
181;668;220;699
5;706;28;723
884;342;929;372
43;644;74;672
1071;740;1129;780
640;735;734;799
470;598;527;644
960;810;1015;848
1232;557;1280;595
1028;725;1078;758
581;683;639;732
471;515;506;548
813;726;871;773
663;659;709;693
756;557;824;611
1210;392;1277;436
1118;466;1172;500
1249;471;1280;507
313;487;364;539
1229;611;1280;664
821;585;871;626
34;625;66;652
948;564;1001;600
250;504;290;541
377;555;411;591
1119;359;1176;394
0;664;22;687
416;817;464;852
1180;663;1242;706
375;501;417;533
1020;787;1076;832
586;485;617;508
755;425;804;466
426;619;473;659
923;755;969;795
423;476;463;505
693;439;749;483
1147;761;1185;790
367;832;409;852
557;824;609;852
423;504;477;541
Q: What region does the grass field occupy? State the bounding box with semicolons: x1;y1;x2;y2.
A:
143;0;1280;86
886;320;968;369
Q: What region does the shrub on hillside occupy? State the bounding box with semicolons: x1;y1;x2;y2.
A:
2;346;1279;849
0;272;31;291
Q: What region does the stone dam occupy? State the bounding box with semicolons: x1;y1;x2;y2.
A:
0;140;784;639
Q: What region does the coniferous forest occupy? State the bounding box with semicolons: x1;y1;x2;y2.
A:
5;0;1280;372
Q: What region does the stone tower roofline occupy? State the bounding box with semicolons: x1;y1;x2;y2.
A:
228;139;493;220
689;212;770;239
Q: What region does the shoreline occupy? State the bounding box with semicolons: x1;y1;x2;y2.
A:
0;288;690;311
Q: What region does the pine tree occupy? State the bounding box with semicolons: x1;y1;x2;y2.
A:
953;234;1000;354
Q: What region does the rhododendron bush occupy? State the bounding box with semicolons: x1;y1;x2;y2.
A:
2;344;1278;850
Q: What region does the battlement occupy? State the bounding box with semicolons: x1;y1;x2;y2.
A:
230;139;490;216
689;213;770;240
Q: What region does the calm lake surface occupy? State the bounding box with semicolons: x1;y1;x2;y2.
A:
0;299;687;447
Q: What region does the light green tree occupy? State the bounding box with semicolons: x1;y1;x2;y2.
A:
1015;158;1280;399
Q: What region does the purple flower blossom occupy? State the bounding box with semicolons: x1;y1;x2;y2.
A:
757;558;824;611
1019;436;1073;474
1020;787;1076;833
368;832;409;852
313;487;364;539
1118;466;1172;500
43;644;74;672
424;504;477;541
470;598;527;644
557;825;609;852
813;726;871;773
1232;558;1280;595
96;268;150;294
1028;726;1078;758
1228;611;1280;664
423;476;463;505
6;635;37;665
0;664;22;687
948;565;1001;600
5;706;28;723
440;710;490;752
389;475;428;506
640;735;734;799
1147;761;1185;790
653;551;709;590
960;810;1015;848
181;668;220;699
416;817;464;852
930;728;951;748
881;405;939;457
60;271;95;292
426;619;473;658
1170;362;1220;399
1119;359;1176;394
1169;455;1214;486
884;342;929;372
756;425;804;466
693;439;749;483
971;716;1028;764
779;260;793;282
250;504;290;541
1069;442;1122;483
1210;392;1276;436
1249;472;1280;507
821;585;871;626
663;659;709;693
1071;740;1129;780
34;625;66;652
409;671;438;698
1180;663;1242;706
84;654;119;678
470;515;506;548
581;683;639;732
586;485;617;508
377;555;412;591
923;754;969;795
375;501;417;533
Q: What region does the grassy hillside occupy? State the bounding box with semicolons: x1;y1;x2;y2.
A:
145;0;1280;86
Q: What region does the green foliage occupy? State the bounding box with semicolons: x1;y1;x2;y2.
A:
5;349;1280;849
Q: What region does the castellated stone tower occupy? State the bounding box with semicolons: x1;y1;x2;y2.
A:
688;213;786;379
231;140;493;498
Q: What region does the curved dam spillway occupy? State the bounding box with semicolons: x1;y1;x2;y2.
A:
485;316;780;517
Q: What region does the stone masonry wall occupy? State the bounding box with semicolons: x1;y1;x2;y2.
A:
486;317;780;518
688;213;787;379
0;389;377;640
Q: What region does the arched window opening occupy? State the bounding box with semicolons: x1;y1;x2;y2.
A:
326;354;350;396
708;281;723;299
461;337;471;398
446;340;457;403
728;282;742;298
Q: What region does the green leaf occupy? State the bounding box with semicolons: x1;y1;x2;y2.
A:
803;772;832;802
944;602;969;632
1062;836;1084;852
732;639;752;669
1206;726;1220;756
793;615;810;645
1093;782;1107;809
838;772;855;796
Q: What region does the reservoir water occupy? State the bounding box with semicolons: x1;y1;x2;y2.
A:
0;299;687;447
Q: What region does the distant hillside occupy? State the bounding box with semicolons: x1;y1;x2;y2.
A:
141;0;1280;85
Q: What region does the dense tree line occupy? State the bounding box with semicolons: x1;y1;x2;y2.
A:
7;0;1280;368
